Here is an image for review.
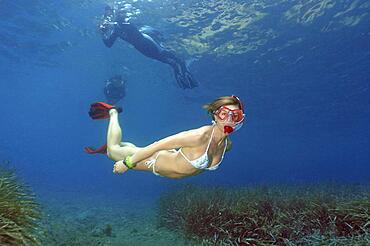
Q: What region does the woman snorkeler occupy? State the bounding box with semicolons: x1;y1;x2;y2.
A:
85;96;245;179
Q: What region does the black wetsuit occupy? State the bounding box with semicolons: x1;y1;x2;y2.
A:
104;77;126;105
100;16;197;89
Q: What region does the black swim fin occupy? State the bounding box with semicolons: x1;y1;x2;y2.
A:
174;63;198;89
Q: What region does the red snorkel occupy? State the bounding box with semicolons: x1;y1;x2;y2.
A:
224;125;234;134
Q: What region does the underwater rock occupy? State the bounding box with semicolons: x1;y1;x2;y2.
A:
91;224;114;238
103;224;113;237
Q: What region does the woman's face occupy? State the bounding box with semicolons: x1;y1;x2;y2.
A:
214;104;245;134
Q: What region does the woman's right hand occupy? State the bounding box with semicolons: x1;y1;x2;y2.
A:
113;160;129;174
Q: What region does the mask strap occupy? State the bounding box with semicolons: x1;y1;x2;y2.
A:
212;120;216;125
232;95;244;111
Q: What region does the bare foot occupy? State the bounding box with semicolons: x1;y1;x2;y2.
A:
109;108;119;116
113;160;129;174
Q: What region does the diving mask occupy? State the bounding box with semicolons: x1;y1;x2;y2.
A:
214;95;245;134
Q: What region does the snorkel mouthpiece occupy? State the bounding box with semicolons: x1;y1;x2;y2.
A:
224;125;234;134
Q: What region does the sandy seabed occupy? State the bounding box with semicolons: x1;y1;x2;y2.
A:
38;192;195;246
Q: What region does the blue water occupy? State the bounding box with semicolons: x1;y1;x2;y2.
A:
0;0;369;203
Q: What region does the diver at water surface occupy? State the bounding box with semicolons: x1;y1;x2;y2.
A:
84;96;245;179
98;5;198;89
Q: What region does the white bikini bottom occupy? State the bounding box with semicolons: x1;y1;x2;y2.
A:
144;149;177;177
144;152;162;177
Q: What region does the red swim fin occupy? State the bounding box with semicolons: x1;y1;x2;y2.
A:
84;144;107;154
88;102;122;120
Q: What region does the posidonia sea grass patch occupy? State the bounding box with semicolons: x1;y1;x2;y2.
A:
157;184;369;245
0;164;41;245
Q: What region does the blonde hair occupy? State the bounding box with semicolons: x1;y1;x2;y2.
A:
203;96;243;120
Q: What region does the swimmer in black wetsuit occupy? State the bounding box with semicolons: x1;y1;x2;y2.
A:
98;6;198;89
104;74;126;105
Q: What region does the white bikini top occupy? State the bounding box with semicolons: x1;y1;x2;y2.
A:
179;127;227;171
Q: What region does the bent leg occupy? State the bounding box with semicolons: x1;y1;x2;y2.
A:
106;109;137;161
105;110;171;175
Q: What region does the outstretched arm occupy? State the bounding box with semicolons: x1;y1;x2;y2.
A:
130;129;202;164
102;30;119;47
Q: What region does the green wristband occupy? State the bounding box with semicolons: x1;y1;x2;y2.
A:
124;156;135;169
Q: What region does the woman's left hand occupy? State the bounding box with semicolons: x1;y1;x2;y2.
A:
113;160;129;174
